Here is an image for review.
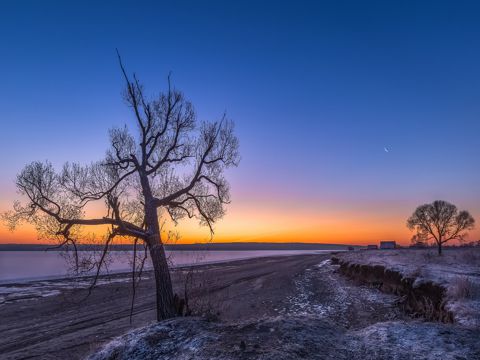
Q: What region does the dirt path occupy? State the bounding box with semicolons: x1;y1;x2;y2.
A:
277;258;408;328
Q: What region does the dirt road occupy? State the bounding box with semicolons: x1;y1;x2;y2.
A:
1;254;333;359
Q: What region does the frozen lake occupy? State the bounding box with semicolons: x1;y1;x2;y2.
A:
0;249;333;283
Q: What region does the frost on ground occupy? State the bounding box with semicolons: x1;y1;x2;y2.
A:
278;259;405;328
88;254;480;359
86;316;480;360
0;275;148;306
335;248;480;327
350;320;479;360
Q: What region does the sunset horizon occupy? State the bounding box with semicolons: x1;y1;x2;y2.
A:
1;2;479;247
1;2;479;359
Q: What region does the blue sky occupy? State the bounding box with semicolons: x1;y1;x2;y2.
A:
1;1;479;243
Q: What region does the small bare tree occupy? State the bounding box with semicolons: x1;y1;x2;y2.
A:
407;200;475;255
3;54;240;320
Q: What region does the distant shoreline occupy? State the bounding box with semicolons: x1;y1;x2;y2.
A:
0;242;356;252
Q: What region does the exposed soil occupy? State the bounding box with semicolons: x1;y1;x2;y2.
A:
332;255;454;322
332;249;480;326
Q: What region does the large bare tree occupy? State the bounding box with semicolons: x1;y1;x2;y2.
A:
407;200;475;255
3;56;240;320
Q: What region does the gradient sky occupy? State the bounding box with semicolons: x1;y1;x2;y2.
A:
1;1;479;245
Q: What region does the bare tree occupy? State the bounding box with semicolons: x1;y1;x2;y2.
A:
3;54;240;320
407;200;475;255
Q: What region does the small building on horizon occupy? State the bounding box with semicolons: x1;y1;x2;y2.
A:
380;241;396;249
367;244;378;250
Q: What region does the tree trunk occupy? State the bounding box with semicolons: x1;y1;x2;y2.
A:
137;169;176;320
437;242;442;256
149;238;176;320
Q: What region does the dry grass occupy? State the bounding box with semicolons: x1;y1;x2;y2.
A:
411;266;425;278
421;251;436;262
455;249;480;265
448;276;475;300
178;265;230;321
417;248;480;266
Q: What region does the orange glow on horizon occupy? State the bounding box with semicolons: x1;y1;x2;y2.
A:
1;201;479;246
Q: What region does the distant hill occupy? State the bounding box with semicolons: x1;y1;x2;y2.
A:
0;242;355;251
